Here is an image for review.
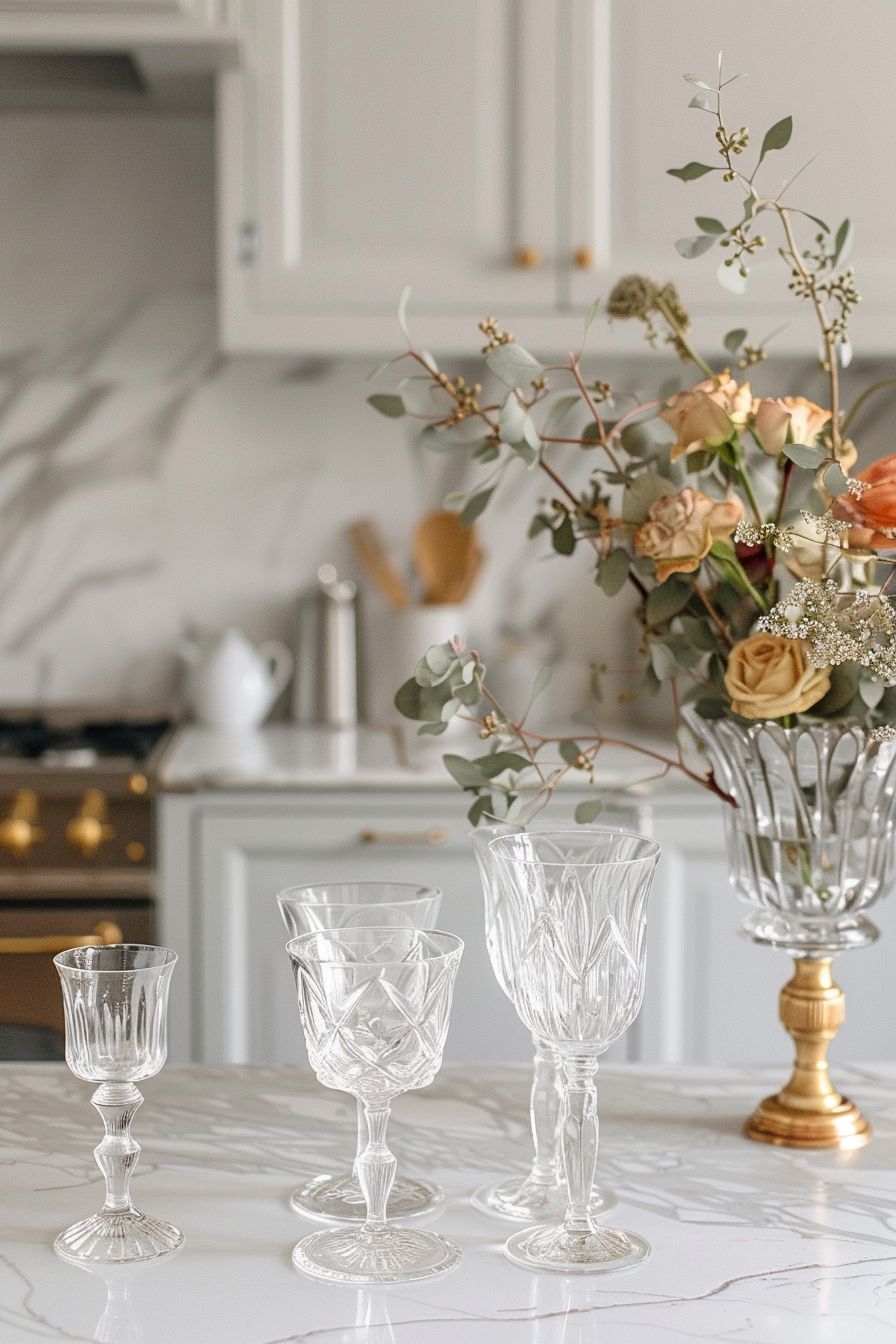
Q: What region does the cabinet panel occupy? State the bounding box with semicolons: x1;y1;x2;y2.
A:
221;0;561;349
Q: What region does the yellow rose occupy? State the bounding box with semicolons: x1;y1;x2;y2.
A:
633;487;743;583
660;371;751;461
724;634;831;719
751;396;831;457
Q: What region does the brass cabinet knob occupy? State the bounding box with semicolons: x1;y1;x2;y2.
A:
0;789;43;858
358;827;449;847
574;247;595;270
66;788;116;859
515;245;543;269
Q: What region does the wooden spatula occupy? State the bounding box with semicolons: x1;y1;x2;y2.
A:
413;510;482;605
348;519;411;610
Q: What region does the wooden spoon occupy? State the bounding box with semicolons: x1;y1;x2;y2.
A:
413;510;482;604
348;519;411;610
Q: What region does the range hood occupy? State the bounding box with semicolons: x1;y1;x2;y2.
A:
0;44;226;111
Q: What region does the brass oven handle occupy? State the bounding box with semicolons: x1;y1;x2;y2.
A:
0;789;44;858
358;827;449;847
0;920;123;955
66;789;116;859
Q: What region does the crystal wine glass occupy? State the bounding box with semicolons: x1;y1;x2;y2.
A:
53;944;182;1265
286;926;463;1283
277;882;443;1222
488;830;660;1274
470;825;617;1223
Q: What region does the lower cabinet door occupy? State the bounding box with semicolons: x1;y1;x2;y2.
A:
193;794;639;1066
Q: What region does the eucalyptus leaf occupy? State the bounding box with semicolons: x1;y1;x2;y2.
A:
559;740;583;766
621;472;675;525
782;442;826;469
473;751;531;779
542;393;582;435
486;342;544;387
723;327;747;354
366;393;406;418
583;297;601;341
667;161;718;181
759;115;793;161
442;754;488;790
459;486;495;526
820;462;850;497
683;74;714;90
531;666;552;702
575;798;604;824
419;424;466;455
552;513;576;555
366;359;391;382
833;218;853;268
695;216;726;235
649;642;678;681
418;720;448;736
689;92;716;112
676;234;717;259
859;678;885;710
646;578;693;624
467;795;494;827
599;548;630;596
394;676;453;722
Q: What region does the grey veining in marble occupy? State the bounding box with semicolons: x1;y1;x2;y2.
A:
2;1063;896;1343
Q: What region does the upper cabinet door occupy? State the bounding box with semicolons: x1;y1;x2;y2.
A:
0;1;236;38
565;0;896;352
220;0;561;352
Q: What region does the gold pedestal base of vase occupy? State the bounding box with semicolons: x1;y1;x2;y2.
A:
745;956;871;1151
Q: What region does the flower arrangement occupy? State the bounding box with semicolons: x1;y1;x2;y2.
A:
369;60;896;825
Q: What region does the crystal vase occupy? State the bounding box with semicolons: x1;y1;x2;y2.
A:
685;711;896;1148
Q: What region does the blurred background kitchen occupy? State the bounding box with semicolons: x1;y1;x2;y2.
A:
0;1;894;1069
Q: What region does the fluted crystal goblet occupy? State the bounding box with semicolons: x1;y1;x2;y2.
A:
277;882;443;1222
489;830;659;1274
470;825;616;1224
53;944;182;1265
286;926;463;1283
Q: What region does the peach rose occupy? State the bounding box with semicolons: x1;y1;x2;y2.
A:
724;634;831;719
751;396;831;457
633;488;743;583
832;451;896;549
660;371;751;461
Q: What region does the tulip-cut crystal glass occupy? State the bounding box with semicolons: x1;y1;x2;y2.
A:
489;830;660;1274
470;826;616;1224
277;883;443;1222
287;926;463;1284
53;945;182;1265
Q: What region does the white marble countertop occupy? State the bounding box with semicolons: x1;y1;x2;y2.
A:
4;1062;896;1343
156;723;688;794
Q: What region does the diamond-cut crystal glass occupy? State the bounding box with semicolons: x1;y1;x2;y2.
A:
286;926;463;1284
53;944;182;1265
277;882;443;1222
488;830;659;1274
470;825;616;1223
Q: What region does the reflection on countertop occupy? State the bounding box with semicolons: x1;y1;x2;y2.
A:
156;723;692;793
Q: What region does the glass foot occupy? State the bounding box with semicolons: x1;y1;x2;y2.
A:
290;1171;443;1223
54;1210;184;1266
472;1175;616;1223
293;1224;460;1284
504;1223;650;1275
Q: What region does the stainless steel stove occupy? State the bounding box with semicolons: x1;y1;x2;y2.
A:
0;712;173;1060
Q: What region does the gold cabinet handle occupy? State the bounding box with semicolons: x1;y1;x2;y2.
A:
574;246;595;269
0;920;123;955
0;789;44;858
358;827;449;847
66;789;116;859
514;245;543;269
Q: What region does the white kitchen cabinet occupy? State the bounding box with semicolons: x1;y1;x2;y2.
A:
566;0;896;351
219;0;570;352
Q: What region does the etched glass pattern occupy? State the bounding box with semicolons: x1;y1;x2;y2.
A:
470;825;616;1223
287;927;463;1284
488;830;659;1274
276;882;443;1222
684;712;896;953
53;944;182;1265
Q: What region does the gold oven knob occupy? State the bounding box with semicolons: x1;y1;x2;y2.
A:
514;245;543;269
0;789;44;858
66;789;116;859
573;246;595;270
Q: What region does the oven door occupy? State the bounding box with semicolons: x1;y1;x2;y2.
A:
0;897;154;1060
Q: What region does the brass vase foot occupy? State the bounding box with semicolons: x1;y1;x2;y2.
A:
745;956;871;1151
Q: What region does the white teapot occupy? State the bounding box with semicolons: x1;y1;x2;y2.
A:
181;628;293;730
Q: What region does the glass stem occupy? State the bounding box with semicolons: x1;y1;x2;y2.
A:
529;1033;561;1185
353;1096;366;1177
356;1102;396;1231
91;1082;143;1215
560;1056;599;1235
